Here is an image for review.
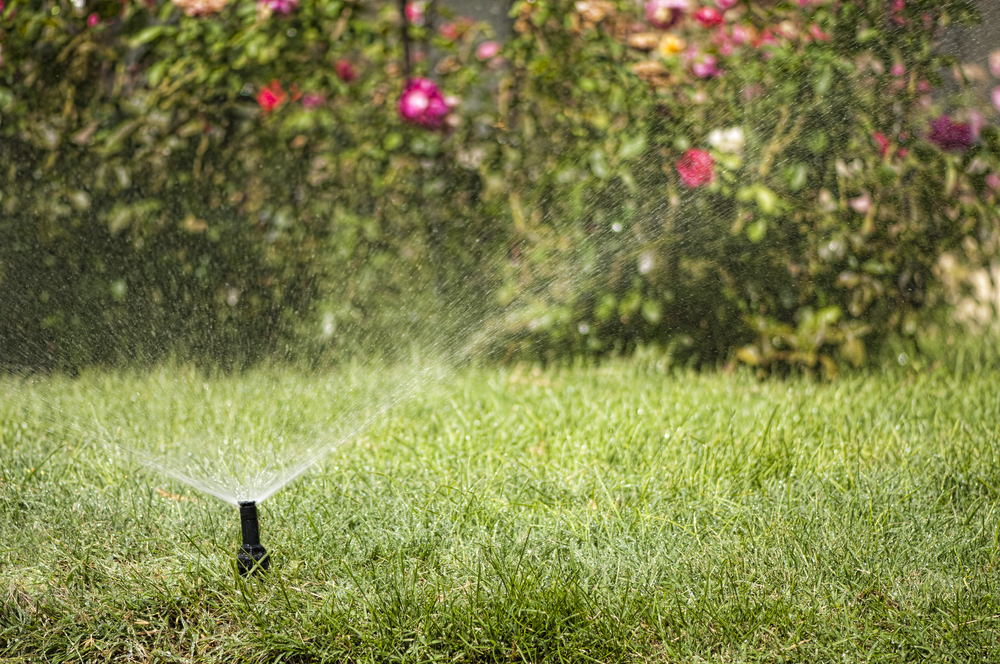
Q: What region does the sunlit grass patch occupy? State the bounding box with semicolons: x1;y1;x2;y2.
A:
1;362;999;662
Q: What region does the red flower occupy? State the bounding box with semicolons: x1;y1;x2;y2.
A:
694;7;723;28
873;132;890;157
676;149;714;187
257;80;287;114
335;59;356;83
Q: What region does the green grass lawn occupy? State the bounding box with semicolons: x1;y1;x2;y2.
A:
2;360;999;662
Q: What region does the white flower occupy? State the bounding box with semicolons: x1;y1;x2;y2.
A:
706;127;745;154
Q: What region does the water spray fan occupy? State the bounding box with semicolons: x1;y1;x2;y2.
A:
237;501;270;575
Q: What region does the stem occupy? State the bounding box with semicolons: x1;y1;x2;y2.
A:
399;0;411;80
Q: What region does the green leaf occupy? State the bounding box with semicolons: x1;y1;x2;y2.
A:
747;219;768;243
130;26;167;47
617;136;647;161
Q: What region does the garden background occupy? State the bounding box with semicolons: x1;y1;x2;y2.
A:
2;0;1000;374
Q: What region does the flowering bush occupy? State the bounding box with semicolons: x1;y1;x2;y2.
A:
485;0;999;373
0;0;997;373
0;0;496;369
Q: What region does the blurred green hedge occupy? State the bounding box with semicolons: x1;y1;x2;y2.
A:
1;0;998;373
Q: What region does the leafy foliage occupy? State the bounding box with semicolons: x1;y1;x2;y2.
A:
0;0;497;370
0;0;998;372
489;0;1000;374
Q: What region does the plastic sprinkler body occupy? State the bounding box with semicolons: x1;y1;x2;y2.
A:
237;501;270;575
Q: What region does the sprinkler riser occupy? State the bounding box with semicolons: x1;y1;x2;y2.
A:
237;501;270;575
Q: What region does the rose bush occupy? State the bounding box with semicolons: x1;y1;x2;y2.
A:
481;0;1000;374
0;0;998;373
0;0;498;370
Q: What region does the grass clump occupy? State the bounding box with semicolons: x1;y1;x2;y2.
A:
1;361;999;662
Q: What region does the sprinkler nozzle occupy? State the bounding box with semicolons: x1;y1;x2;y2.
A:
237;501;270;576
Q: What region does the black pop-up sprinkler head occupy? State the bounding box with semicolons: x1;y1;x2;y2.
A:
237;501;270;576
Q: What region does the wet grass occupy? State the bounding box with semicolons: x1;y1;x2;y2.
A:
2;359;999;662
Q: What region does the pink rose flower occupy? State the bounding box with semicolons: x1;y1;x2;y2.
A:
716;0;736;8
694;7;723;28
644;0;689;30
986;173;1000;191
335;59;356;83
691;53;721;78
992;87;1000;113
398;77;449;128
87;12;99;26
405;1;425;25
676;149;714;187
849;191;871;214
891;63;905;77
714;29;734;56
730;24;753;45
476;40;501;61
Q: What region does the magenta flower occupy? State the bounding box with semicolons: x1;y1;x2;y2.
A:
927;115;972;153
335;59;357;83
691;53;721;78
259;0;298;14
676;149;714;187
644;0;690;30
398;77;449;128
87;12;99;26
405;1;425;25
891;0;905;24
716;0;736;8
301;93;325;109
730;24;752;45
694;7;723;28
